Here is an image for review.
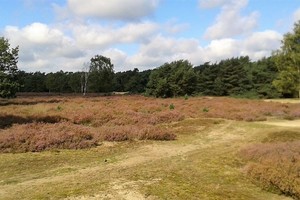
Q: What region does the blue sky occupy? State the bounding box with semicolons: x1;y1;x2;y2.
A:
1;0;300;72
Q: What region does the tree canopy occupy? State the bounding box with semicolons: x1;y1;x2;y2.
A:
0;37;19;98
88;55;114;93
146;60;197;97
273;21;300;98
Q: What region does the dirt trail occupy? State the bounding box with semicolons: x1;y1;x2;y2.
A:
259;119;300;127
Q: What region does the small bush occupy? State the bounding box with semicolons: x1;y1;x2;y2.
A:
202;107;209;113
184;94;189;100
169;103;175;110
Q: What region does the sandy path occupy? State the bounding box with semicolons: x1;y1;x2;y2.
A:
259;119;300;127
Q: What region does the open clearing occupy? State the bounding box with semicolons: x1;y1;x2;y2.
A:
0;96;299;199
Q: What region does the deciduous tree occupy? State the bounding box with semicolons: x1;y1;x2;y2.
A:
0;37;19;98
273;21;300;98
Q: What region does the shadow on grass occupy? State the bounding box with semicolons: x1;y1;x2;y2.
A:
0;114;66;129
0;99;62;107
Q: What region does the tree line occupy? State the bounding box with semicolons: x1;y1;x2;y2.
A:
12;56;281;99
1;21;300;98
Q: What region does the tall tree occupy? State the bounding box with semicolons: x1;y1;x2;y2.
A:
273;21;300;98
0;37;19;98
88;55;114;93
250;57;280;98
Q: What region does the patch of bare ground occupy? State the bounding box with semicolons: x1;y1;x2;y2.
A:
264;99;300;104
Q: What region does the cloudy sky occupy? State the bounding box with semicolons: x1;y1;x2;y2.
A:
1;0;300;72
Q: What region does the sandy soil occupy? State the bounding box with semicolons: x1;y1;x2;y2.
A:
259;119;300;127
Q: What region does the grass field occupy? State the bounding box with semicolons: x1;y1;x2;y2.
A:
0;96;299;199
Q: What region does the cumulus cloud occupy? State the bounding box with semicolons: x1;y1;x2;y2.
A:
125;30;282;69
66;0;160;20
71;21;159;49
126;35;199;69
101;48;128;72
4;23;85;72
204;0;259;39
241;30;282;59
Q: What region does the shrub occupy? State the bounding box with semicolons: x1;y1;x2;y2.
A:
137;128;176;140
202;107;209;113
169;103;175;110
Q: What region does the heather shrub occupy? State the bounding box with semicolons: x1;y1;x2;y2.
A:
0;122;97;153
137;127;176;140
240;141;300;199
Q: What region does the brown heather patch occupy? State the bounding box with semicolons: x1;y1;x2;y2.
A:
240;142;300;199
0;122;97;153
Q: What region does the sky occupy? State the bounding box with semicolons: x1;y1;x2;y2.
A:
1;0;300;73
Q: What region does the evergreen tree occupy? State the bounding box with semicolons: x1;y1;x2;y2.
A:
147;60;197;97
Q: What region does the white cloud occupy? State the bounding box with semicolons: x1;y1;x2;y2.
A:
163;20;190;35
293;8;300;22
71;21;159;49
126;35;199;69
241;30;282;59
126;30;282;69
4;23;85;72
101;48;128;72
243;30;281;51
199;0;227;9
204;0;259;39
66;0;160;20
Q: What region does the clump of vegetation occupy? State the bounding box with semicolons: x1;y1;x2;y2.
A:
0;122;97;153
240;141;300;199
169;103;175;110
202;107;209;112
